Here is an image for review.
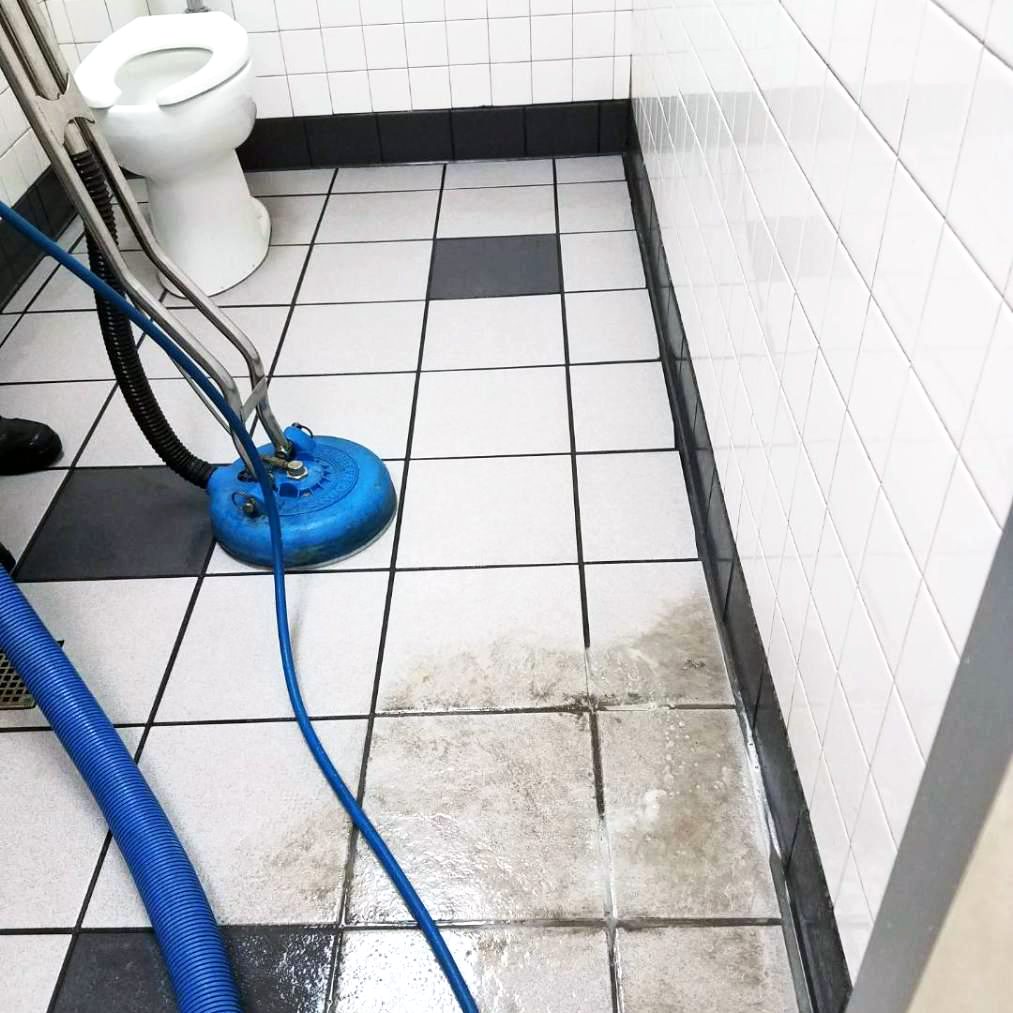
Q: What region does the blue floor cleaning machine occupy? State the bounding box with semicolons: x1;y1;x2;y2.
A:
0;2;477;1009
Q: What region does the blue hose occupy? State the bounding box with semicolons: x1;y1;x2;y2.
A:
0;201;479;1013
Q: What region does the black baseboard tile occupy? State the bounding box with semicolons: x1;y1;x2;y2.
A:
624;115;850;1013
238;100;631;173
0;167;77;312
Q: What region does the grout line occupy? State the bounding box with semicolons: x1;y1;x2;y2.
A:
329;163;449;1000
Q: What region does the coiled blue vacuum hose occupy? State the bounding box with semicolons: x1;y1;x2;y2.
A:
0;201;479;1013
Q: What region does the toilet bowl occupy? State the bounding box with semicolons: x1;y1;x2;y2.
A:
75;12;270;296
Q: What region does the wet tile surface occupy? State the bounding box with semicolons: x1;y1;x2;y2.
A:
600;710;779;918
348;713;602;922
617;926;798;1012
4;156;798;1013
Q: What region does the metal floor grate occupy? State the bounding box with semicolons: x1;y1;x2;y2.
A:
0;650;36;710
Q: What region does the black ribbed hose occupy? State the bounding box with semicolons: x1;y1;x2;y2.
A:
71;151;215;488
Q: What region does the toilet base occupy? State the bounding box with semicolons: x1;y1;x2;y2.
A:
146;151;271;297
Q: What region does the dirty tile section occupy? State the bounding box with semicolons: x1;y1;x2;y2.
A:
0;158;798;1013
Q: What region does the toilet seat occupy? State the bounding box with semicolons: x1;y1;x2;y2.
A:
75;12;249;110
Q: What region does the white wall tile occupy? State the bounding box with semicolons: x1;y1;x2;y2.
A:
323;26;367;72
870;689;924;842
410;66;453;110
368;68;411;110
277;0;320;31
252;74;292;117
249;32;285;75
492;60;532;103
573;12;613;58
288;72;331;115
986;0;1013;64
532;14;573;60
450;63;492;106
573;57;613;100
532;58;572;102
837;597;892;755
328;70;371;113
937;0;994;37
363;24;408;69
489;17;530;62
281;29;326;74
447;18;490;63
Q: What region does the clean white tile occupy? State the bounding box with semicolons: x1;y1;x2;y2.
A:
277;0;320;30
912;225;1002;441
492;61;533;104
961;305;1013;521
450;63;492;107
369;68;412;110
947;50;1013;288
247;168;334;196
895;584;959;755
281;28;326;73
938;0;994;35
819;242;869;395
445;159;554;189
0;935;71;1013
0;471;64;561
30;251;159;312
882;373;958;566
277;302;424;374
986;0;1013;64
532;58;573;102
166;245;309;307
822;682;869;831
566;289;658;362
561;231;645;290
810;517;857;663
836;854;873;976
317;190;440;242
363;23;407;69
438;185;556;237
489;16;531;62
872;165;944;354
398;456;577;567
259;194;327;244
809;760;850;897
870;690;924;843
573;11;614;58
447;18;489;63
377;566;587;712
851;779;896;915
85;721;365;926
322;25;367;72
289;73;334;115
360;0;403;24
410;66;453;108
789;452;827;580
263;373;416;459
0;729;138;927
573;57;614;101
925;459;1002;649
299;241;432;303
789;681;824;805
556;155;626;184
138;305;290;380
328;70;372;113
828;417;879;575
159;572;388;720
424;295;564;369
571;362;673;452
404;21;448;66
558;181;633;232
252;75;293;117
828;0;878;97
837;598;893;756
0;311;111;382
0;579;195;731
532;14;573;59
412;366;570;456
333;163;444;193
577;451;697;561
858;491;921;669
801;352;846;495
797;606;837;737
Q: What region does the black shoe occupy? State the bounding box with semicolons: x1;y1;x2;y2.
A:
0;541;13;575
0;416;62;474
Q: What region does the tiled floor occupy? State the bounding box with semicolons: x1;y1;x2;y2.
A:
0;156;800;1012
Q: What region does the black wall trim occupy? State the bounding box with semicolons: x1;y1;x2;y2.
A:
624;114;851;1013
238;100;630;171
0;166;75;312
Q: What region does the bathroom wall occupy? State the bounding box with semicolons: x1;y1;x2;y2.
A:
632;0;1012;980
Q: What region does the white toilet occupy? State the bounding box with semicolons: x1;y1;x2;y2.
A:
75;12;270;296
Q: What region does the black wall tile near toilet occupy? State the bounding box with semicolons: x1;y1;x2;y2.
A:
237;118;311;171
451;106;526;160
306;112;381;166
429;235;560;300
16;467;213;581
524;102;599;156
377;111;453;164
599;99;631;152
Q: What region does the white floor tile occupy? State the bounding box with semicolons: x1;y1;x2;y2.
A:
317;190;440;243
0;935;71;1013
276;302;424;375
78;378;243;468
247;168;335;196
445;158;554;188
558;182;635;233
299;241;432;303
555;155;625;183
158;571;388;721
0;311;111;382
570;362;674;451
0;728;139;928
0;471;64;561
265;373;415;459
0;312;19;340
0;578;196;730
84;720;366;925
423;294;563;369
260;194;327;244
32;251;161;312
398;456;577;566
4;257;59;313
566;289;659;362
0;381;113;467
167;245;309;308
438;185;556;237
377;565;586;711
561;231;645;291
578;451;697;561
412;366;570;457
332;164;444;193
138;305;290;379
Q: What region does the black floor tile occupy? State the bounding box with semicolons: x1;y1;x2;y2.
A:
53;928;336;1013
16;467;213;581
430;235;560;299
